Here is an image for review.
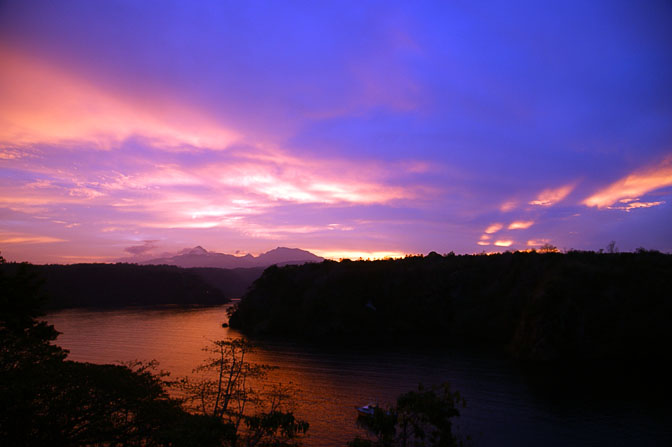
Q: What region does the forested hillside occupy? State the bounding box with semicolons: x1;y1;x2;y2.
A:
0;263;231;308
189;267;266;298
229;251;672;364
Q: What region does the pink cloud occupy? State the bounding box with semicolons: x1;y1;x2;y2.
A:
484;223;503;234
499;200;517;212
508;220;534;230
583;156;672;208
607;200;665;211
527;239;550;247
0;46;240;151
0;232;65;244
529;184;574;207
1;143;426;244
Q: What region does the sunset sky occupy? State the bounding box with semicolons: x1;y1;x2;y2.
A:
1;0;671;263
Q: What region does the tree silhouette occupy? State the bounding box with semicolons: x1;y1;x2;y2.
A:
178;338;309;446
1;255;232;446
350;382;468;447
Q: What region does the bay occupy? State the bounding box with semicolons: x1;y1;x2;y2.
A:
46;305;671;446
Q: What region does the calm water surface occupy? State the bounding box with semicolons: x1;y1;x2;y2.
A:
46;305;672;446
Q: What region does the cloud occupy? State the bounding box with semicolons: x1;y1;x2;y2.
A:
499;200;517;212
0;111;430;245
214;158;415;205
0;148;30;160
3;5;669;262
124;240;159;255
529;184;574;206
508;220;534;230
494;240;513;247
0;233;64;244
583;157;672;208
527;239;550;247
484;223;503;234
607;200;665;211
0;46;239;150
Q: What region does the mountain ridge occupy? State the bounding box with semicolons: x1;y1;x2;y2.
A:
140;246;323;269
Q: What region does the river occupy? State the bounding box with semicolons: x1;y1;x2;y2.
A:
46;305;671;446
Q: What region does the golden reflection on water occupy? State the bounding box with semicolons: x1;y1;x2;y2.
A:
47;305;475;445
47;305;385;445
48;305;237;376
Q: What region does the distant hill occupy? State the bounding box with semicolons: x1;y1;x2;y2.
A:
188;267;267;298
0;261;272;309
0;263;231;309
141;246;323;269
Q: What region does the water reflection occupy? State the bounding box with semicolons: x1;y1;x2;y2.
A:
47;306;672;446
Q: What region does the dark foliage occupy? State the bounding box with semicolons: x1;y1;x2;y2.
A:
178;338;309;447
1;255;309;446
190;267;266;299
229;251;672;365
0;255;234;446
350;383;467;447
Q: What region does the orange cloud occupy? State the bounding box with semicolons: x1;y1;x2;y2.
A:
484;223;503;234
0;233;65;244
583;157;672;208
529;184;574;206
494;240;513;247
499;200;517;212
607;201;665;211
508;220;534;230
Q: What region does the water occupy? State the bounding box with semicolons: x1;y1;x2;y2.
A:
46;305;672;446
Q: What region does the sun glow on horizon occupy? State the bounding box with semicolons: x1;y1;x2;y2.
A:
309;249;407;261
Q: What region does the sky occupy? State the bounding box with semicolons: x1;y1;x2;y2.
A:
1;0;671;264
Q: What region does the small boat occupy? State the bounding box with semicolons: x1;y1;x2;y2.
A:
355;403;377;417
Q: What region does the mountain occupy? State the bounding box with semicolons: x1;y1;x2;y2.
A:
255;247;324;266
181;246;208;255
140;246;323;269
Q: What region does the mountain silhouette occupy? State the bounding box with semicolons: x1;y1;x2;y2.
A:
140;246;323;269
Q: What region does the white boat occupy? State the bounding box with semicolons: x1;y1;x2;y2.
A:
355;403;377;417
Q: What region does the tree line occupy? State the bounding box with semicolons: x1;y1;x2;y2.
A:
0;262;238;308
